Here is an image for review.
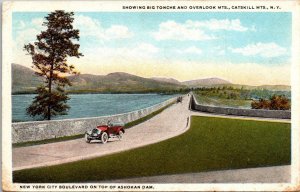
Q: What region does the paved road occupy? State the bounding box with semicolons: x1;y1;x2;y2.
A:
13;96;191;171
103;165;290;183
190;110;291;123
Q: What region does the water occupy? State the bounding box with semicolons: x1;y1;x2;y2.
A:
12;94;177;122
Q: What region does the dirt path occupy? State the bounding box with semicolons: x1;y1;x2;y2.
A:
13;96;191;171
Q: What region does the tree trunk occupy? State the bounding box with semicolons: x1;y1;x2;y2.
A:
47;63;54;120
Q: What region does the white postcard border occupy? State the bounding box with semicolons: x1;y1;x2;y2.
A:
2;1;300;191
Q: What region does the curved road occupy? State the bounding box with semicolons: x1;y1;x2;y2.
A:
103;165;290;183
13;95;290;183
13;95;191;171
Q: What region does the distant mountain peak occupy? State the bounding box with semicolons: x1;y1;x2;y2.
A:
107;72;135;76
151;77;181;85
183;77;231;87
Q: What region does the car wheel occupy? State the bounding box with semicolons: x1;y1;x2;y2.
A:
101;132;108;144
85;133;91;143
118;130;123;140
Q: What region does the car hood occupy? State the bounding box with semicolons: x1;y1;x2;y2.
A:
97;125;108;131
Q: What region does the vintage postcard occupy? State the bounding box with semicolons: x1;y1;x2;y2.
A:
2;0;300;191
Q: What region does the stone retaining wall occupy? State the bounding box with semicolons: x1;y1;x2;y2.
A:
12;97;177;143
190;94;291;119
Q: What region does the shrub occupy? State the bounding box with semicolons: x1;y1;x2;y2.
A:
269;95;291;110
251;95;290;110
251;98;270;109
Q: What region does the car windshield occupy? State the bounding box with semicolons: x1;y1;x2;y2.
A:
92;128;99;134
109;121;124;127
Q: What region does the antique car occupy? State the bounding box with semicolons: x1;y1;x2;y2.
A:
85;121;125;144
177;96;183;103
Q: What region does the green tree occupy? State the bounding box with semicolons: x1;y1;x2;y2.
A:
25;10;83;120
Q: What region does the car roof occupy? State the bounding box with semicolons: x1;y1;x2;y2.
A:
110;121;124;126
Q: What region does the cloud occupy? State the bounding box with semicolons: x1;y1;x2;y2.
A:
13;27;40;65
82;43;159;61
31;18;44;27
137;43;159;54
13;14;134;65
105;25;133;39
218;50;225;55
15;20;26;30
231;42;287;58
186;19;249;32
152;19;250;41
178;46;202;54
15;28;39;45
152;20;214;41
74;15;133;40
14;17;47;47
213;46;226;55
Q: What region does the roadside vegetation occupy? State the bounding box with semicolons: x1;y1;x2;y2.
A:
13;116;291;183
193;86;291;109
251;95;290;110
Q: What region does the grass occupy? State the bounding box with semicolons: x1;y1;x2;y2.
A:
13;102;175;148
13;116;291;183
195;95;252;108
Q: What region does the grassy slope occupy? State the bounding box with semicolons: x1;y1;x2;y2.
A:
13;116;291;183
195;95;252;108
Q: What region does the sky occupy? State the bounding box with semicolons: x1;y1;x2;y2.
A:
12;12;291;85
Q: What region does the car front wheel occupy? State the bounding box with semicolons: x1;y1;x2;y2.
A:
101;132;108;144
85;133;91;143
118;131;123;140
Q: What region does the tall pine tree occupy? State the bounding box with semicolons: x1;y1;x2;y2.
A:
25;10;83;120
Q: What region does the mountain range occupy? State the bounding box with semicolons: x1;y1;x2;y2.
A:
12;63;290;94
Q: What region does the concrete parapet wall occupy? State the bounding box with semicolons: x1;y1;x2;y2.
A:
190;94;291;119
12;97;177;143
